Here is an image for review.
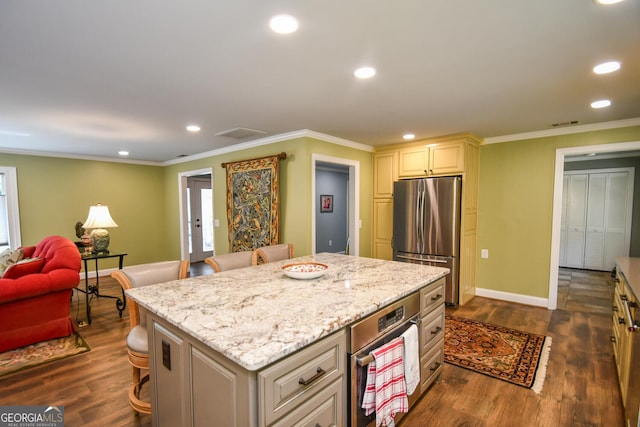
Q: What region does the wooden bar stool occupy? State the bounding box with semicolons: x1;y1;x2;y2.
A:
254;243;294;264
111;260;189;415
204;250;255;272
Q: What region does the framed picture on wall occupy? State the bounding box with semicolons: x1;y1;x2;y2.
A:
320;195;333;213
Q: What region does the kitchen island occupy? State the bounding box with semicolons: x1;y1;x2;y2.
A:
126;253;448;426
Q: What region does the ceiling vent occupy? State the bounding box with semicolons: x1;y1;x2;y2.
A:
551;120;579;128
215;127;267;139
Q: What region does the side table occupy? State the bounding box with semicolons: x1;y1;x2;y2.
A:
77;251;128;325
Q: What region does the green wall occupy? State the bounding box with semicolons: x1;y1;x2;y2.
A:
0;153;167;270
163;136;373;259
0;135;373;272
477;125;640;299
0;135;373;273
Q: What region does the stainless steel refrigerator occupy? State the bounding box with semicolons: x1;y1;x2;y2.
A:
392;176;462;305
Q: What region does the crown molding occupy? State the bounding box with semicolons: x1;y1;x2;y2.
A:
483;117;640;145
162;129;373;166
0;147;163;166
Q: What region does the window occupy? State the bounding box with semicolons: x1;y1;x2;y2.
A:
0;167;21;250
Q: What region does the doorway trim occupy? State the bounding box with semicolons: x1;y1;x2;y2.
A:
311;154;360;256
549;140;640;309
178;167;213;261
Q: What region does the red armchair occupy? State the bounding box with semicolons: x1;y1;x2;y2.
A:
0;236;81;353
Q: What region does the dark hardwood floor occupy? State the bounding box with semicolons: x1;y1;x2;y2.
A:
0;267;623;426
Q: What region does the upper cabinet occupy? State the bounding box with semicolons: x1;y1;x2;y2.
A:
373;150;397;198
398;141;465;178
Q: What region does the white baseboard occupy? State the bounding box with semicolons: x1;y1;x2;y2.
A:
474;287;550;309
78;267;119;281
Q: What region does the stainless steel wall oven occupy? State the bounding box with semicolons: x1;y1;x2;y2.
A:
347;292;421;427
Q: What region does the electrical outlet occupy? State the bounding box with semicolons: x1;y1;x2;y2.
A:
481;249;489;259
329;240;333;247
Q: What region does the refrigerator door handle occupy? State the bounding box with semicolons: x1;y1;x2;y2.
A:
419;185;425;250
416;181;422;248
395;254;449;264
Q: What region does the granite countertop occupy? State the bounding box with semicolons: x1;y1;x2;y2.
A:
126;253;448;371
616;257;640;300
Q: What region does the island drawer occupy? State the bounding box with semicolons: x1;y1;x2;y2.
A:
420;277;445;317
270;377;343;427
420;340;444;394
258;330;346;427
420;304;445;356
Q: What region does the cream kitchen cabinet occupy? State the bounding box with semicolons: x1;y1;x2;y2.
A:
398;140;465;178
612;258;640;427
373;150;397;198
373;199;394;260
613;265;633;404
372;149;397;260
372;133;481;305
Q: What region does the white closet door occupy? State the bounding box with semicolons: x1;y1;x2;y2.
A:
561;168;633;271
584;174;607;269
604;172;630;270
564;174;588;268
559;175;569;266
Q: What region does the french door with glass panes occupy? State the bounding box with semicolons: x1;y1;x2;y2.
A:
187;176;213;262
560;168;634;271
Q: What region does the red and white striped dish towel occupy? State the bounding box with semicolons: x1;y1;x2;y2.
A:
361;337;409;427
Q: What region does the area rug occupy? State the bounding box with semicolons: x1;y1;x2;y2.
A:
0;332;90;377
444;315;551;394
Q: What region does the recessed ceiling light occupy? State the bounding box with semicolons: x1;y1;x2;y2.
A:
186;124;201;132
593;61;621;74
354;66;376;79
594;0;624;4
270;14;298;34
591;99;612;109
403;133;416;140
118;151;129;156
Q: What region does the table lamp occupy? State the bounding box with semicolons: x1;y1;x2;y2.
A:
82;204;118;253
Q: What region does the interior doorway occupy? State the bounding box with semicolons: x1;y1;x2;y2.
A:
559;168;634;271
549;140;640;310
316;162;349;253
178;168;214;262
311;154;360;256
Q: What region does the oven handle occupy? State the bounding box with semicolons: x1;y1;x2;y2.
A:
355;318;420;367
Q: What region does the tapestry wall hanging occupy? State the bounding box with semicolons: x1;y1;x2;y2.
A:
223;153;286;252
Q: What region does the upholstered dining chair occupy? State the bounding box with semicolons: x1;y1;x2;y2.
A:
204;250;255;272
111;260;190;415
254;243;294;264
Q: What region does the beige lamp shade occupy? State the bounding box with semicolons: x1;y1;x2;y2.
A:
82;204;118;253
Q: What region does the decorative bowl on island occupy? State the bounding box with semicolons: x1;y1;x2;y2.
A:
281;262;328;280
